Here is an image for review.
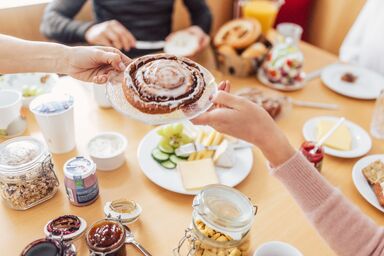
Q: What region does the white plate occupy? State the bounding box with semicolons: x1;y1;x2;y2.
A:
302;116;372;158
321;63;384;100
352;154;384;213
257;69;305;92
137;126;254;195
0;73;59;106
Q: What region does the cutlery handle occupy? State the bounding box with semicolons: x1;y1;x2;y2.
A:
132;240;152;256
292;100;339;110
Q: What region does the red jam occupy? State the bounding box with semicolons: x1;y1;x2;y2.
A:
86;220;126;256
300;141;324;172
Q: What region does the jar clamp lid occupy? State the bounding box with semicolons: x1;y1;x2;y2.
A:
192;184;257;235
44;215;87;241
63;156;96;179
0;136;45;172
104;199;142;224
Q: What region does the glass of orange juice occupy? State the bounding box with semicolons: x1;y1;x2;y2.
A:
240;0;284;34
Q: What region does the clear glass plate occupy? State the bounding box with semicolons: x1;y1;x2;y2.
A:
106;64;217;125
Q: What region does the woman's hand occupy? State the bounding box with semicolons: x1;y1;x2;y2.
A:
65;46;131;84
193;81;296;166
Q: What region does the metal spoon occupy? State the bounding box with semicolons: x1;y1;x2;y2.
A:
124;226;152;256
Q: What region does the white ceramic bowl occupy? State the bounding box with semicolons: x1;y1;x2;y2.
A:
254;241;303;256
87;132;127;171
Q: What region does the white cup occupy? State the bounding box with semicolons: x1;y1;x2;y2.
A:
0;89;22;130
30;93;75;154
93;85;111;108
254;241;303;256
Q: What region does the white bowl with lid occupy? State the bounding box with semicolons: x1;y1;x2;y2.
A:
87;132;127;171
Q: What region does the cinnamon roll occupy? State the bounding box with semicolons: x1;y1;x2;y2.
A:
122;54;207;114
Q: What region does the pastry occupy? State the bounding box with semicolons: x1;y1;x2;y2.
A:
214;18;261;49
241;42;268;59
236;88;283;119
341;72;357;83
373;182;384;207
122;54;206;114
164;31;200;57
363;160;384;207
362;160;384;185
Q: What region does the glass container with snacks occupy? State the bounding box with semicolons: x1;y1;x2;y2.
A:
64;156;99;206
174;185;257;256
300;141;324;172
0;136;59;210
86;219;127;256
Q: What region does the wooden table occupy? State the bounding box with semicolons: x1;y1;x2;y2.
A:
1;43;383;256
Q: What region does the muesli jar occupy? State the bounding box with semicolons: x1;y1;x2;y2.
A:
174;185;257;256
0;136;59;210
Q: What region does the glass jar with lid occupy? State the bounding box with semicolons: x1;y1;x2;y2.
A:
174;185;257;256
0;136;59;210
86;218;127;256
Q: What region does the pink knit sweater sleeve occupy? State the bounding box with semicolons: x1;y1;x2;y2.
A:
270;152;384;256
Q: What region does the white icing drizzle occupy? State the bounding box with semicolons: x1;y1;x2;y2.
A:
124;55;205;109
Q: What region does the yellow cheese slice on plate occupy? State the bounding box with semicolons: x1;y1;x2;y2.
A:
178;159;219;190
316;120;352;151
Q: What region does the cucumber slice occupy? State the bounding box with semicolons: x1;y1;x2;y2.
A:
161;160;176;169
151;148;169;162
158;141;174;154
170;155;185;164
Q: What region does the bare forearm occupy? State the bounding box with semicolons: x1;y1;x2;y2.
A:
0;35;70;74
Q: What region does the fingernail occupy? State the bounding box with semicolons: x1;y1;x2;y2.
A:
118;62;126;71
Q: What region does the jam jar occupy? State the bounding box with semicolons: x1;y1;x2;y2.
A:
0;136;59;210
21;238;75;256
300;141;324;172
86;219;126;256
174;185;257;256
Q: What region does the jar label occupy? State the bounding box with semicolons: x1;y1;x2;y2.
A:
66;183;99;205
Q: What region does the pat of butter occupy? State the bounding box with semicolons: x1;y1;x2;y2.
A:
178;159;219;190
316;120;352;151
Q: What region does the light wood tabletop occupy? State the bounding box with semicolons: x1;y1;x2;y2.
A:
1;42;383;256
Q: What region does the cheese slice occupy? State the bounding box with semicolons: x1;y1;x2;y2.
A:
178;159;219;190
316;120;352;151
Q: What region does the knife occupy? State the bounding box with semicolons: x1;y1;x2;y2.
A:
135;41;166;50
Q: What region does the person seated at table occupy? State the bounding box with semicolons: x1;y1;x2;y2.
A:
340;0;384;75
194;81;384;256
40;0;212;58
0;34;130;84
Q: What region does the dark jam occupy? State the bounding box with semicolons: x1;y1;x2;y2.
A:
87;220;126;256
47;215;81;236
21;239;62;256
300;141;324;172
